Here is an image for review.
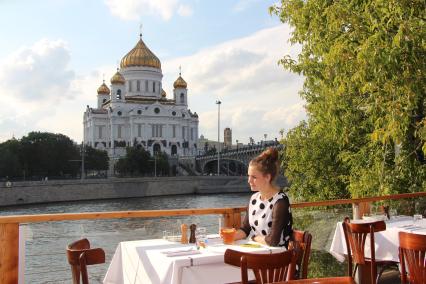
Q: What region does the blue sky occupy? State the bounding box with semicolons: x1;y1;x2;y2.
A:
0;0;305;144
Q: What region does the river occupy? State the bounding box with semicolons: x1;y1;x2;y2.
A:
0;193;253;283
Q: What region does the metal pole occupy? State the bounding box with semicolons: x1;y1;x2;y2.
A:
216;100;221;175
154;155;157;177
81;142;85;179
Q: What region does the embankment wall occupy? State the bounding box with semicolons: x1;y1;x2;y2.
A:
0;176;252;207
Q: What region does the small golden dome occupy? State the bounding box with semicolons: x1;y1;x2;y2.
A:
120;36;161;69
97;81;110;95
111;69;125;85
161;89;167;98
173;75;187;89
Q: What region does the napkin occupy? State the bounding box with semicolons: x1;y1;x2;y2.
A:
161;247;201;257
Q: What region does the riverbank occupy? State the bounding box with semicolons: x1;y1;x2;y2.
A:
0;176;254;207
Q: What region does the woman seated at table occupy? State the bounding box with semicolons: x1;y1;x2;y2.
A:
233;147;293;247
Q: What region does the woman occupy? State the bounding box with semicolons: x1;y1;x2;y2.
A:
233;147;293;247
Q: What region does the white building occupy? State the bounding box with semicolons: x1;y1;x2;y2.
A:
83;34;199;163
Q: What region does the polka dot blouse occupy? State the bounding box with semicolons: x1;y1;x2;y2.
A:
240;190;293;247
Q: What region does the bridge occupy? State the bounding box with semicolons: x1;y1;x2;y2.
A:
179;141;283;176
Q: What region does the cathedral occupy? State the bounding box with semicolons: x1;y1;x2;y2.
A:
83;34;199;163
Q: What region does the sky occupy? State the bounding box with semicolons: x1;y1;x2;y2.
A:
0;0;306;145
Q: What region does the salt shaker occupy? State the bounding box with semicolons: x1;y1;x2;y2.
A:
180;224;188;244
189;224;197;243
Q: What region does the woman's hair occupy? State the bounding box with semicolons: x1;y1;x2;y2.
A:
249;147;279;182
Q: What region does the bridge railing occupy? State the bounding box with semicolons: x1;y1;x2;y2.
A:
0;191;425;283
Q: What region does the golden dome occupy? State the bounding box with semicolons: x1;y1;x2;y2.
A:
161;89;167;98
111;69;125;85
97;81;110;95
120;36;161;69
173;75;187;89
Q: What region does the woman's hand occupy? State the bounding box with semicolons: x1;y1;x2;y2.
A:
233;229;248;241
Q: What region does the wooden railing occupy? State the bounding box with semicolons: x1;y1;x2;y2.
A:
0;191;425;283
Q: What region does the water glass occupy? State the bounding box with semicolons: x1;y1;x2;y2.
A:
390;209;398;219
163;230;169;240
196;227;207;248
413;214;423;224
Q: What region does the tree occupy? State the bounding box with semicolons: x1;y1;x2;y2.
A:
84;146;109;171
0;138;22;179
154;151;170;176
271;0;425;199
115;146;152;176
0;132;80;180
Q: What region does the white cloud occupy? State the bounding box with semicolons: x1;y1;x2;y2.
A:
104;0;193;21
162;25;306;144
0;38;115;142
233;0;261;12
0;39;74;102
177;4;193;17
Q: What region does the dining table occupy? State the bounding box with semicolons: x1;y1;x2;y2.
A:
103;234;286;284
329;215;426;283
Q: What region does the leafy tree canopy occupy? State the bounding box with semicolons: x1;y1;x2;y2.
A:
271;0;425;199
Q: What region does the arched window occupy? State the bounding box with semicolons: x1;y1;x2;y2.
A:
153;82;156;93
153;143;161;155
136;80;140;92
180;93;185;103
171;145;177;155
117;89;122;100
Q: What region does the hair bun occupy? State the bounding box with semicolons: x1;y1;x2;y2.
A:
263;147;278;162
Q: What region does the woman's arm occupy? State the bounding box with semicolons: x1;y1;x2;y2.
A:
234;210;250;240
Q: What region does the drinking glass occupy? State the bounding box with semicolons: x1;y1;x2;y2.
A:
220;227;236;245
413;214;423;224
390;209;398;219
196;227;207;248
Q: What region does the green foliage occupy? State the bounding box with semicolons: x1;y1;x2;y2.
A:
84;146;109;171
0;132;80;179
115;147;169;176
272;0;426;199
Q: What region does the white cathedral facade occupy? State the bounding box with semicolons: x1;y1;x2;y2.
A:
83;34;199;163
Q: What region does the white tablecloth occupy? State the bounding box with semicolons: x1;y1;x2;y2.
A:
103;236;286;284
329;216;426;263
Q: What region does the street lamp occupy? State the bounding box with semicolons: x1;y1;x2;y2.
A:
216;100;221;175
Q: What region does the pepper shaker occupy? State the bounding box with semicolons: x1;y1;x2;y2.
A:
189;224;197;243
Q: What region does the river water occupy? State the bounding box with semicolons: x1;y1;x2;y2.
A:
0;193;253;283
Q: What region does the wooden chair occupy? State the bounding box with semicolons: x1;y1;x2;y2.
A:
271;276;356;283
342;217;397;284
224;248;297;284
398;231;426;284
289;230;312;279
67;238;105;284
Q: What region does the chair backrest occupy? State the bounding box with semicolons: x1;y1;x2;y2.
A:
398;231;426;284
342;217;386;284
67;238;105;284
290;229;312;279
279;276;356;284
224;249;297;284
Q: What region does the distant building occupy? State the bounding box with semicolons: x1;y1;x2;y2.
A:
83;34;199;164
224;127;232;149
197;135;223;155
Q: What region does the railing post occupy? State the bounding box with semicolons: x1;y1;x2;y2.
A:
0;223;19;284
223;212;233;228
